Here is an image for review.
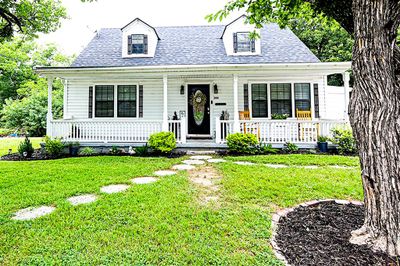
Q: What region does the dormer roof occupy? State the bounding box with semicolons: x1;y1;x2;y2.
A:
121;18;161;40
220;15;247;39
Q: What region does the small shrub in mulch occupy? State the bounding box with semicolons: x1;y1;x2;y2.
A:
275;201;400;266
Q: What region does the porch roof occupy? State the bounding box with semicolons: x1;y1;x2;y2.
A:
36;62;351;79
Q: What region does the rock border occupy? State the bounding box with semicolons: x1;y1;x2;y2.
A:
270;199;364;265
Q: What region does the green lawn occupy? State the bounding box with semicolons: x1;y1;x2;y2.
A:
0;154;363;265
0;137;42;156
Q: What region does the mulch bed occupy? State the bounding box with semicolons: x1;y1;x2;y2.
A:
275;201;400;266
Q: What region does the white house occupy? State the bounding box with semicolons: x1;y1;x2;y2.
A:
36;16;351;148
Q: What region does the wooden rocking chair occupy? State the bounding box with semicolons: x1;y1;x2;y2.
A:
239;110;260;140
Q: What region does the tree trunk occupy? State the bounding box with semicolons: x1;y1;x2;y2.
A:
349;0;400;256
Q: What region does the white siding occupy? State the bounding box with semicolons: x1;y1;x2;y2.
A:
66;80;90;119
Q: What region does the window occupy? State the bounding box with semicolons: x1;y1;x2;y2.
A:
270;83;292;116
237;32;251;52
117;85;137;117
128;34;148;54
251;84;268;117
295;83;311;114
95;85;114;117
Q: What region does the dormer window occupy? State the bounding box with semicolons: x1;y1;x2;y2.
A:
233;32;255;53
128;34;148;55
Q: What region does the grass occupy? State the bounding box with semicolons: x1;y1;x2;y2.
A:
0;137;42;156
0;154;362;265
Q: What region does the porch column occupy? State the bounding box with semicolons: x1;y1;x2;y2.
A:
233;74;240;133
343;72;351;120
162;75;169;131
46;77;54;137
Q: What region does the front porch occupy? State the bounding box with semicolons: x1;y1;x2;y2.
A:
48;118;348;148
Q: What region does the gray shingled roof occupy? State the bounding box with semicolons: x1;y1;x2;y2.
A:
71;24;320;68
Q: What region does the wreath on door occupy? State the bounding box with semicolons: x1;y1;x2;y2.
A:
189;90;207;126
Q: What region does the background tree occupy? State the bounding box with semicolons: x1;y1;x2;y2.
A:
209;0;400;256
0;40;72;136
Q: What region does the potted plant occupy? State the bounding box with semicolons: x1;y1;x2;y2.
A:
317;136;329;152
68;142;80;156
271;113;289;120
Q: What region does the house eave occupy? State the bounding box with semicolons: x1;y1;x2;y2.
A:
35;62;352;78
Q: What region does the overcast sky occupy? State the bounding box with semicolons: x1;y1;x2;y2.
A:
38;0;241;56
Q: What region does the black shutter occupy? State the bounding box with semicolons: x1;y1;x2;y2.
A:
139;85;144;117
143;35;148;54
251;39;256;52
313;84;320;118
128;35;133;55
244;84;249;111
233;33;238;53
88;86;93;118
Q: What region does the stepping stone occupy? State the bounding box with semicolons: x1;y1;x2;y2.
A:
303;165;319;169
234;161;255;166
154;170;176;176
67;194;97;206
131;177;158;184
100;184;130;194
192;178;213;186
264;164;288;168
190;155;213;160
207;158;226;163
182;159;205;165
12;206;55;221
172;164;195;171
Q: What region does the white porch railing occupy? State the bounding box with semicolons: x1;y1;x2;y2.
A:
50;119;186;143
215;118;349;144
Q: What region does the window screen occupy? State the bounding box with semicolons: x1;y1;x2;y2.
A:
270;83;292;116
295;83;311;113
95;85;114;117
251;84;268;118
117;85;137;117
237;32;251;52
131;34;145;54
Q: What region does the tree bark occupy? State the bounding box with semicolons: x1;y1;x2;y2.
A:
349;0;400;256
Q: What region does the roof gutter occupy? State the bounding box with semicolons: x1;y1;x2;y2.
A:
35;62;351;76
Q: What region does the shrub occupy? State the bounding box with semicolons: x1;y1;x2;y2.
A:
271;113;289;120
79;147;95;156
44;136;65;157
226;133;258;154
331;128;357;155
148;132;176;154
18;136;34;157
109;145;122;155
317;135;329;142
0;128;13;137
283;142;299;153
135;145;149;156
259;143;278;154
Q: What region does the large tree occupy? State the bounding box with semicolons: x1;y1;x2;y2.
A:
209;0;400;256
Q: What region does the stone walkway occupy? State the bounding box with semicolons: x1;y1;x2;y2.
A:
10;155;356;221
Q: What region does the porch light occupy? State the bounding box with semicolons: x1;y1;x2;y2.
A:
180;85;185;95
213;84;218;94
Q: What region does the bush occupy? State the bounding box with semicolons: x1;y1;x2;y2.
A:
226;133;258;154
317;135;329;142
283;142;299;153
44;136;65;157
135;145;149;156
148;132;176;154
271;113;289;120
259;143;278;154
109;145;122;155
18;136;35;157
0;128;13;137
79;147;95;156
331;128;357;155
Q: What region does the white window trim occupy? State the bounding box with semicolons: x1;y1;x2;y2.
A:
248;80;316;120
129;34;146;55
92;83;140;119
